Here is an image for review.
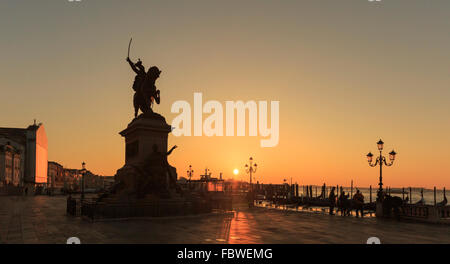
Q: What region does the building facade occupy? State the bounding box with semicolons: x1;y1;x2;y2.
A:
61;169;78;192
98;176;115;190
0;141;24;187
47;161;64;193
0;122;48;192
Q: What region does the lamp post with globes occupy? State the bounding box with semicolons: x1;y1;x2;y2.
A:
366;139;397;199
80;162;87;202
187;165;194;182
245;157;257;192
187;165;194;189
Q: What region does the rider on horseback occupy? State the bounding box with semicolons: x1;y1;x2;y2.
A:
126;57;161;117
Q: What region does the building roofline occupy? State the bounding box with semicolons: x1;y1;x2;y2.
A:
48;161;63;167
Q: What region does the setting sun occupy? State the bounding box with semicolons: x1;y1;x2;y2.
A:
233;169;239;175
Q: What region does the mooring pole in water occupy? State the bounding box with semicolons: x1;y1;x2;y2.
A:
370;185;372;203
444;187;446;199
351;180;353;197
434;187;437;206
409;187;412;204
402;187;405;201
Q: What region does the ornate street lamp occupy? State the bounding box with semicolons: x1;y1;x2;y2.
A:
366;139;397;199
389;150;397;161
187;165;194;182
245;157;258;192
187;165;194;189
377;139;384;151
81;162;86;201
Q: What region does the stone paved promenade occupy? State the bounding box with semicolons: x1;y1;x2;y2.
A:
0;196;449;244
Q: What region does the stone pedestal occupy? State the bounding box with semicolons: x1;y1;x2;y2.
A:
112;112;178;199
120;112;171;166
376;201;383;217
86;112;201;219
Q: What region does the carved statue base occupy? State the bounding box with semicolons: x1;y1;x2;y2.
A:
113;112;178;198
88;113;211;219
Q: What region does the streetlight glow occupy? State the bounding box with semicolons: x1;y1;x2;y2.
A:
187;165;194;182
389;150;397;161
377;139;384;151
366;152;374;163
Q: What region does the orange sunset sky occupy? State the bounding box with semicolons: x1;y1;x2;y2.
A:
1;1;449;188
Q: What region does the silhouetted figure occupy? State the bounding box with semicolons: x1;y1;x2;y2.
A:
382;194;403;219
136;144;178;198
329;187;336;215
126;57;161;117
404;195;409;205
353;189;364;218
338;191;350;216
127;57;146;118
320;184;326;199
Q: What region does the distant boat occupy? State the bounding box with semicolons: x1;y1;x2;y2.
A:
415;198;426;205
389;189;408;194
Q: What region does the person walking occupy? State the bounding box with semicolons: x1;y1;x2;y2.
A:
353;189;365;218
329;187;337;215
